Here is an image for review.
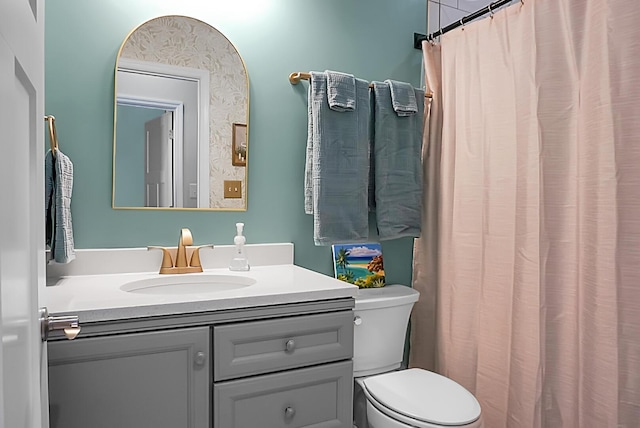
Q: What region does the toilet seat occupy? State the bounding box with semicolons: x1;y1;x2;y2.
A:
361;369;481;427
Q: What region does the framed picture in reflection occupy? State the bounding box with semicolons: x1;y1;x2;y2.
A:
232;123;247;167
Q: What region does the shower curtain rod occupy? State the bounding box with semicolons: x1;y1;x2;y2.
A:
413;0;514;49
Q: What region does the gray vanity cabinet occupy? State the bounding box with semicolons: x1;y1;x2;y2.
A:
46;304;355;428
47;327;210;428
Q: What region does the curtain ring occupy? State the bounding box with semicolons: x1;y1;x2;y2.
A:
489;3;494;18
459;19;465;30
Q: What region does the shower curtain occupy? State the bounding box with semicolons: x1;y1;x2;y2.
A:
410;1;640;427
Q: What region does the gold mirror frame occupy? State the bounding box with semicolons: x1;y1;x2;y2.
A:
112;15;249;211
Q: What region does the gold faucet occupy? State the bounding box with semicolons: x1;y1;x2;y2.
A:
148;228;214;274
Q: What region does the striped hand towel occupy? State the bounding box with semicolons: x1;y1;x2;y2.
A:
45;149;75;263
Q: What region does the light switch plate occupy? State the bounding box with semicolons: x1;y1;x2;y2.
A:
189;183;198;199
224;180;242;198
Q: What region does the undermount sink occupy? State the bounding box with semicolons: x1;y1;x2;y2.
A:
120;274;256;295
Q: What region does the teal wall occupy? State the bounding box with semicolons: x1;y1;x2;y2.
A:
44;0;426;285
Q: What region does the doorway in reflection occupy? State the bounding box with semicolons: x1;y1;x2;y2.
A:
114;68;207;208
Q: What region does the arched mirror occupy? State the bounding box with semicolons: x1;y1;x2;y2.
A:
112;16;249;210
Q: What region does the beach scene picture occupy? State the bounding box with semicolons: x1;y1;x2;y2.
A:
332;243;385;288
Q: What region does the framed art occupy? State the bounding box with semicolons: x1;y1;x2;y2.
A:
332;243;385;288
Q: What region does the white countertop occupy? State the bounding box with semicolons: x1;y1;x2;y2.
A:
45;264;358;323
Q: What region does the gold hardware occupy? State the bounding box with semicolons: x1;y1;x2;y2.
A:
148;228;214;274
224;180;242;199
175;228;193;268
289;71;433;99
44;115;59;154
189;245;214;268
148;246;174;269
289;71;311;84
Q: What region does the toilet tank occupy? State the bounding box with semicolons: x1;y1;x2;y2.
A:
353;285;420;377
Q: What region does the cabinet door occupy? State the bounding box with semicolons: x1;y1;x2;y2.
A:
47;327;210;428
214;360;353;428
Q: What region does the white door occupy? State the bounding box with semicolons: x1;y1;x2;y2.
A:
145;111;175;207
0;0;48;427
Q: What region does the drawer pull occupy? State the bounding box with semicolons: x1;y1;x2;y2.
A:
194;351;206;367
285;339;296;352
284;406;296;418
354;316;362;326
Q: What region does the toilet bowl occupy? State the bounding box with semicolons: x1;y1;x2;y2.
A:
353;285;482;428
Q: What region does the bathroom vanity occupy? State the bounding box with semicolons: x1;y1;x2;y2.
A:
44;244;357;428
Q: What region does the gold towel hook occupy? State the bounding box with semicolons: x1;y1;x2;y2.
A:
44;115;59;154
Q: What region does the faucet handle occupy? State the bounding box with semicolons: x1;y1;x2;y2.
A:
148;246;174;268
180;228;193;246
175;228;194;268
189;245;214;268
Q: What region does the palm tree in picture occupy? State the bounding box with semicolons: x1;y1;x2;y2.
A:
335;248;350;276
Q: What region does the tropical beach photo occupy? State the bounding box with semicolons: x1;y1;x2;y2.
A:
332;243;385;288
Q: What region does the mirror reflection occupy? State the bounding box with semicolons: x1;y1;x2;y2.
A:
113;15;249;210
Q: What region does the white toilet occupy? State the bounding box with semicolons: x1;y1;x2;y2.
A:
352;285;483;428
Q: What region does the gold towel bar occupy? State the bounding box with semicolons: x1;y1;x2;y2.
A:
44;115;59;154
288;72;433;98
289;72;312;84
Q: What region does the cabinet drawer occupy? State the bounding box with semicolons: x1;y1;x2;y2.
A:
214;360;353;428
213;311;353;381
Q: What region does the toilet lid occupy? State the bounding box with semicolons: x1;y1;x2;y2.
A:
363;369;481;426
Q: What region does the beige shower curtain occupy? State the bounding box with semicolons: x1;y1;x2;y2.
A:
410;1;640;427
